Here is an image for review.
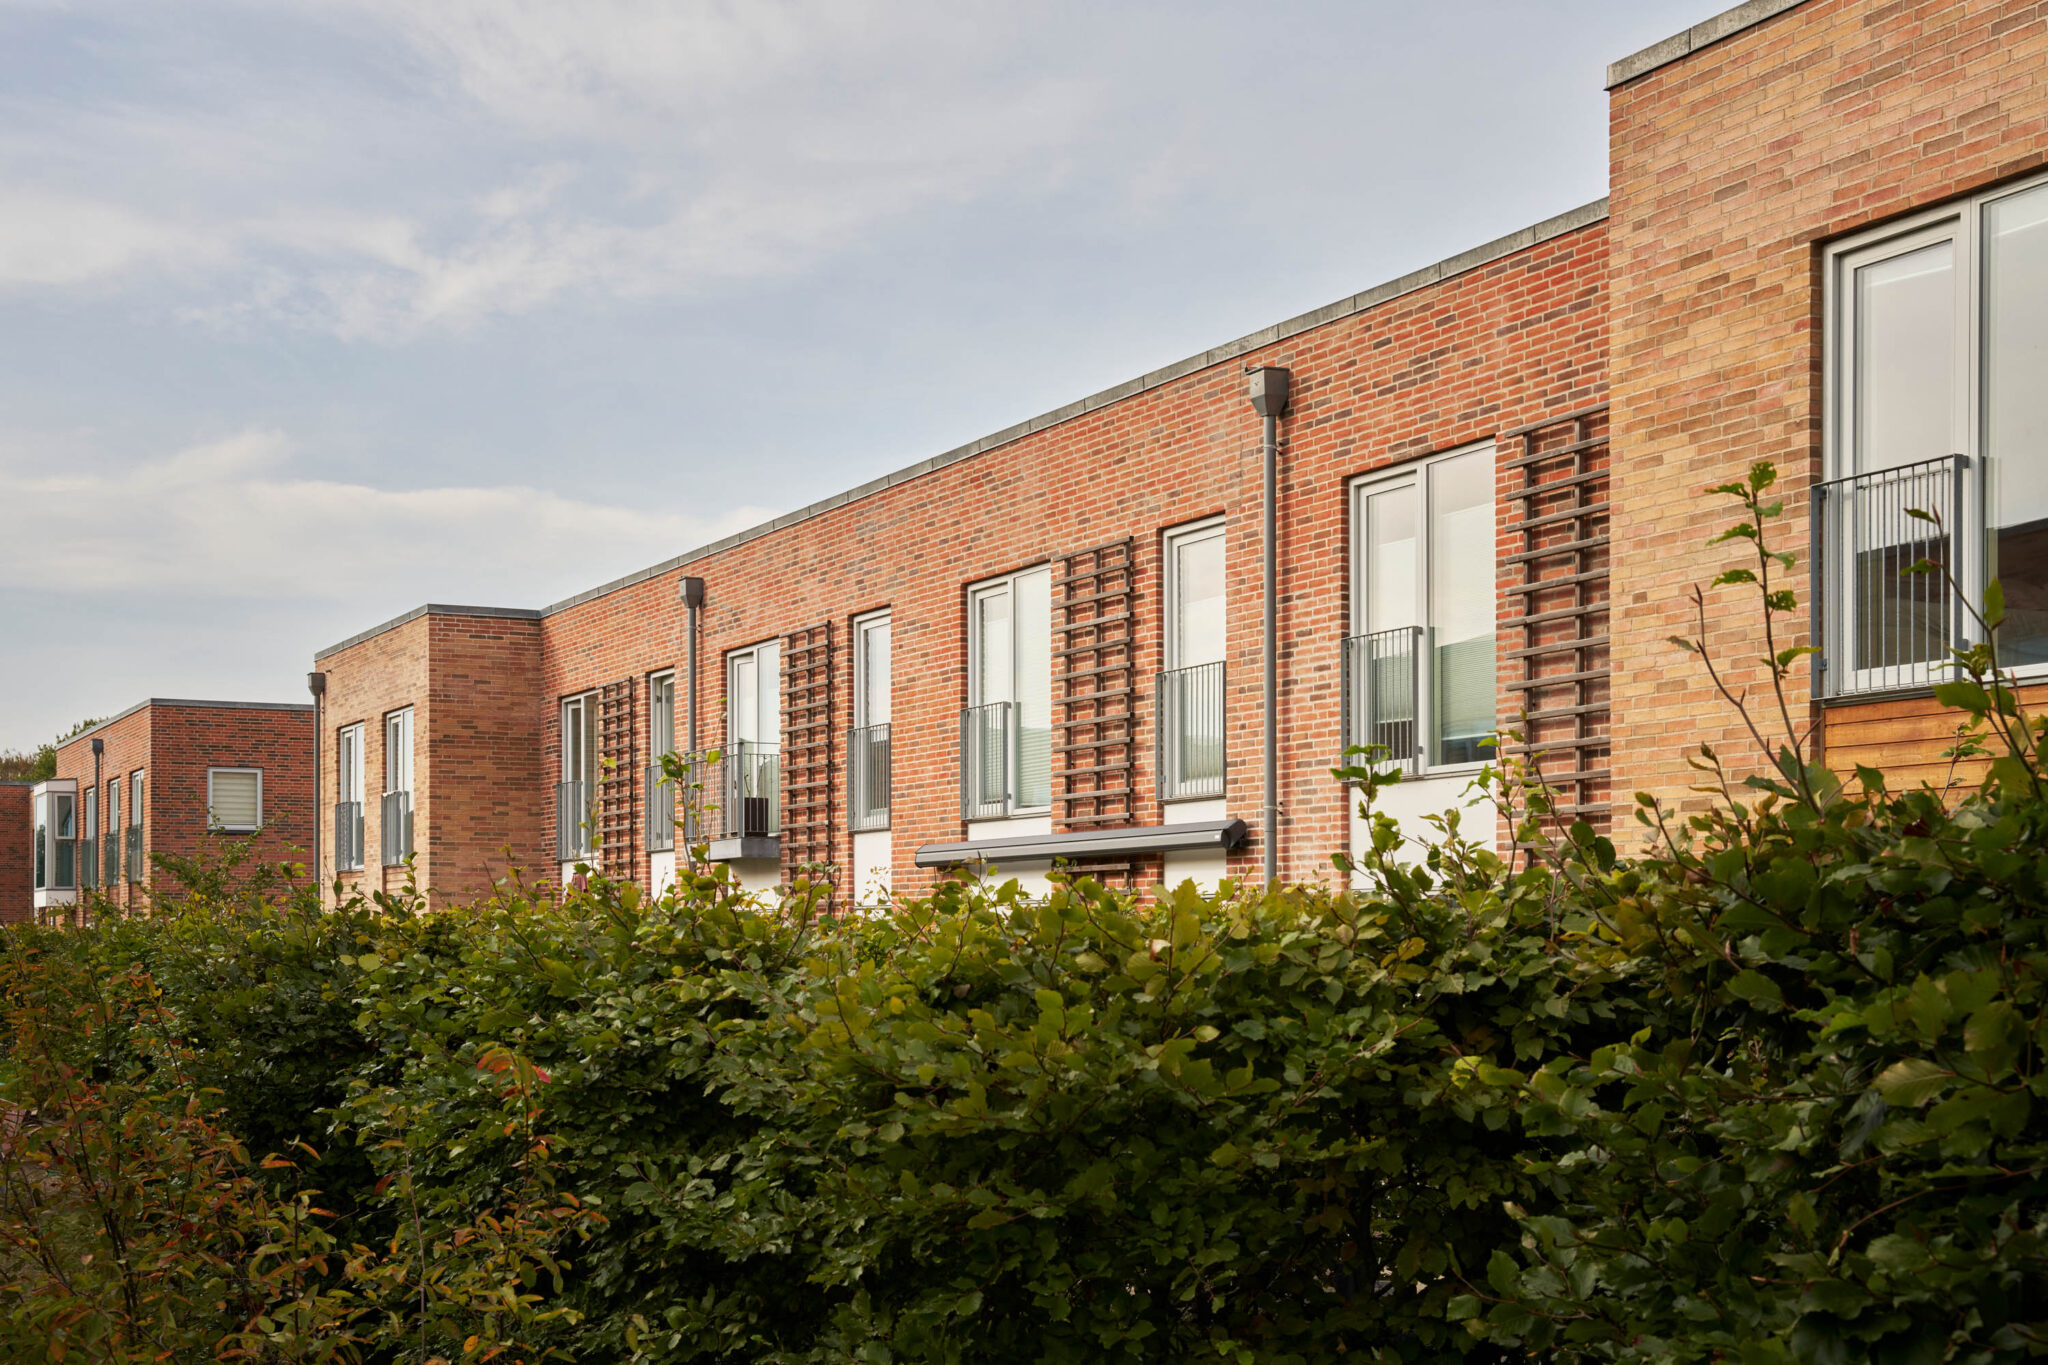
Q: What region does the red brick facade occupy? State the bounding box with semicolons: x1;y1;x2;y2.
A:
1606;0;2048;820
0;784;30;925
45;700;315;914
319;207;1611;903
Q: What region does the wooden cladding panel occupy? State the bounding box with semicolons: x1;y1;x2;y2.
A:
783;623;836;887
1503;404;1611;837
597;678;637;879
1056;539;1138;831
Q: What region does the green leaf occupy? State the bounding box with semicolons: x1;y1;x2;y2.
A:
1727;969;1784;1010
1986;577;2007;629
1875;1058;1952;1108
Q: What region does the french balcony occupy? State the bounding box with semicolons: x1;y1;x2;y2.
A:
645;763;675;854
334;800;365;873
556;779;592;862
1814;454;1969;699
1156;661;1225;802
678;742;781;861
380;791;413;867
1340;626;1423;773
848;723;891;832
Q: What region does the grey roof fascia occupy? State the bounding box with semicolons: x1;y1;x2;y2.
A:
314;603;544;662
58;698;315;752
539;198;1611;620
914;818;1249;869
1605;0;1811;88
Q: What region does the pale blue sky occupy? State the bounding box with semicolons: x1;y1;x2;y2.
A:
0;0;1710;751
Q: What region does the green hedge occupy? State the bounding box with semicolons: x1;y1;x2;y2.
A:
1;473;2043;1362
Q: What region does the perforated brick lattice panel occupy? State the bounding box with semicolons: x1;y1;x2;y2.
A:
598;678;637;878
1055;539;1138;833
782;623;836;890
1500;404;1611;840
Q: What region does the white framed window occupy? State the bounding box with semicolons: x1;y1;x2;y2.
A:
339;724;365;807
383;709;413;794
1821;170;2048;692
726;640;781;749
127;770;144;883
381;708;414;867
966;565;1052;816
82;787;96;843
559;692;598;860
1348;443;1497;771
1160;519;1227;801
207;768;263;833
851;611;892;832
649;672;676;759
129;771;144;828
106;779;119;843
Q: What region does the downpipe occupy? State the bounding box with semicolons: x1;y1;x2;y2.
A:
1247;366;1291;885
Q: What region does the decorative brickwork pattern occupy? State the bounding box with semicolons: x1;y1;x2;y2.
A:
782;623;836;885
1501;405;1611;838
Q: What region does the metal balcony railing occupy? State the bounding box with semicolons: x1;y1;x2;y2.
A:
125;825;143;882
1340;627;1423;772
104;832;120;887
1815;455;1969;698
1157;661;1226;801
679;743;781;844
380;791;413;867
645;763;675;853
556;779;592;862
960;702;1013;821
848;723;892;832
80;835;97;891
334;801;364;872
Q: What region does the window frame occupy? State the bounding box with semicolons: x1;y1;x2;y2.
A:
853;610;891;731
1163;517;1227;673
966;564;1054;815
1821;168;2048;688
648;672;676;760
1348;441;1499;777
724;640;782;749
206;767;264;834
383;708;414;795
338;723;366;806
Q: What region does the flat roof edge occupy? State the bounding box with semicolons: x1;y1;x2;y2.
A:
1606;0;1811;88
59;698;315;751
315;603;542;661
540;196;1611;618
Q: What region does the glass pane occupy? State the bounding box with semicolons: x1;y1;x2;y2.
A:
83;789;95;841
1366;487;1419;632
1987;185;2048;666
1015;568;1052;808
975;589;1012;706
131;774;144;825
1853;239;1957;474
33;817;44;890
107;783;118;831
652;678;674;757
732;657;758;744
861;621;891;726
53;793;73;839
1174;532;1226;667
756;642;781;750
1430;451;1496;765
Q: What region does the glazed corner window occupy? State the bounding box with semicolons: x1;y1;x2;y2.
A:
558;692;598;861
1347;444;1497;769
964;566;1052;817
207;768;263;833
1819;173;2048;695
32;789;76;892
1160;520;1226;801
850;611;892;832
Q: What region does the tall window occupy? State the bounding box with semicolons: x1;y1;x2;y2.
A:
1161;520;1226;800
81;787;97;890
1823;172;2048;690
207;768;263;833
1349;445;1497;769
724;641;782;840
851;611;892;831
646;673;677;854
127;770;145;883
337;723;366;872
106;779;120;884
382;708;413;865
559;693;598;860
966;566;1052;815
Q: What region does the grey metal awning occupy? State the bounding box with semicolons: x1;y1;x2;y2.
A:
914;818;1246;869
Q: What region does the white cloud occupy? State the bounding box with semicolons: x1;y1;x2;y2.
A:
0;428;773;609
0;188;213;287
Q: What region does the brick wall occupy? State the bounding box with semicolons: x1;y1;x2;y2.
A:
1606;0;2048;828
0;784;30;925
424;614;546;900
306;216;1608;900
317;615;432;901
55;706;152;914
52;702;313;912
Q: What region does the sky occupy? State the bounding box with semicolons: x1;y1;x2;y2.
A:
0;0;1713;753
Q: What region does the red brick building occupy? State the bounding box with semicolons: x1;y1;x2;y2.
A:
25;700;316;921
307;0;2048;907
0;783;31;925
